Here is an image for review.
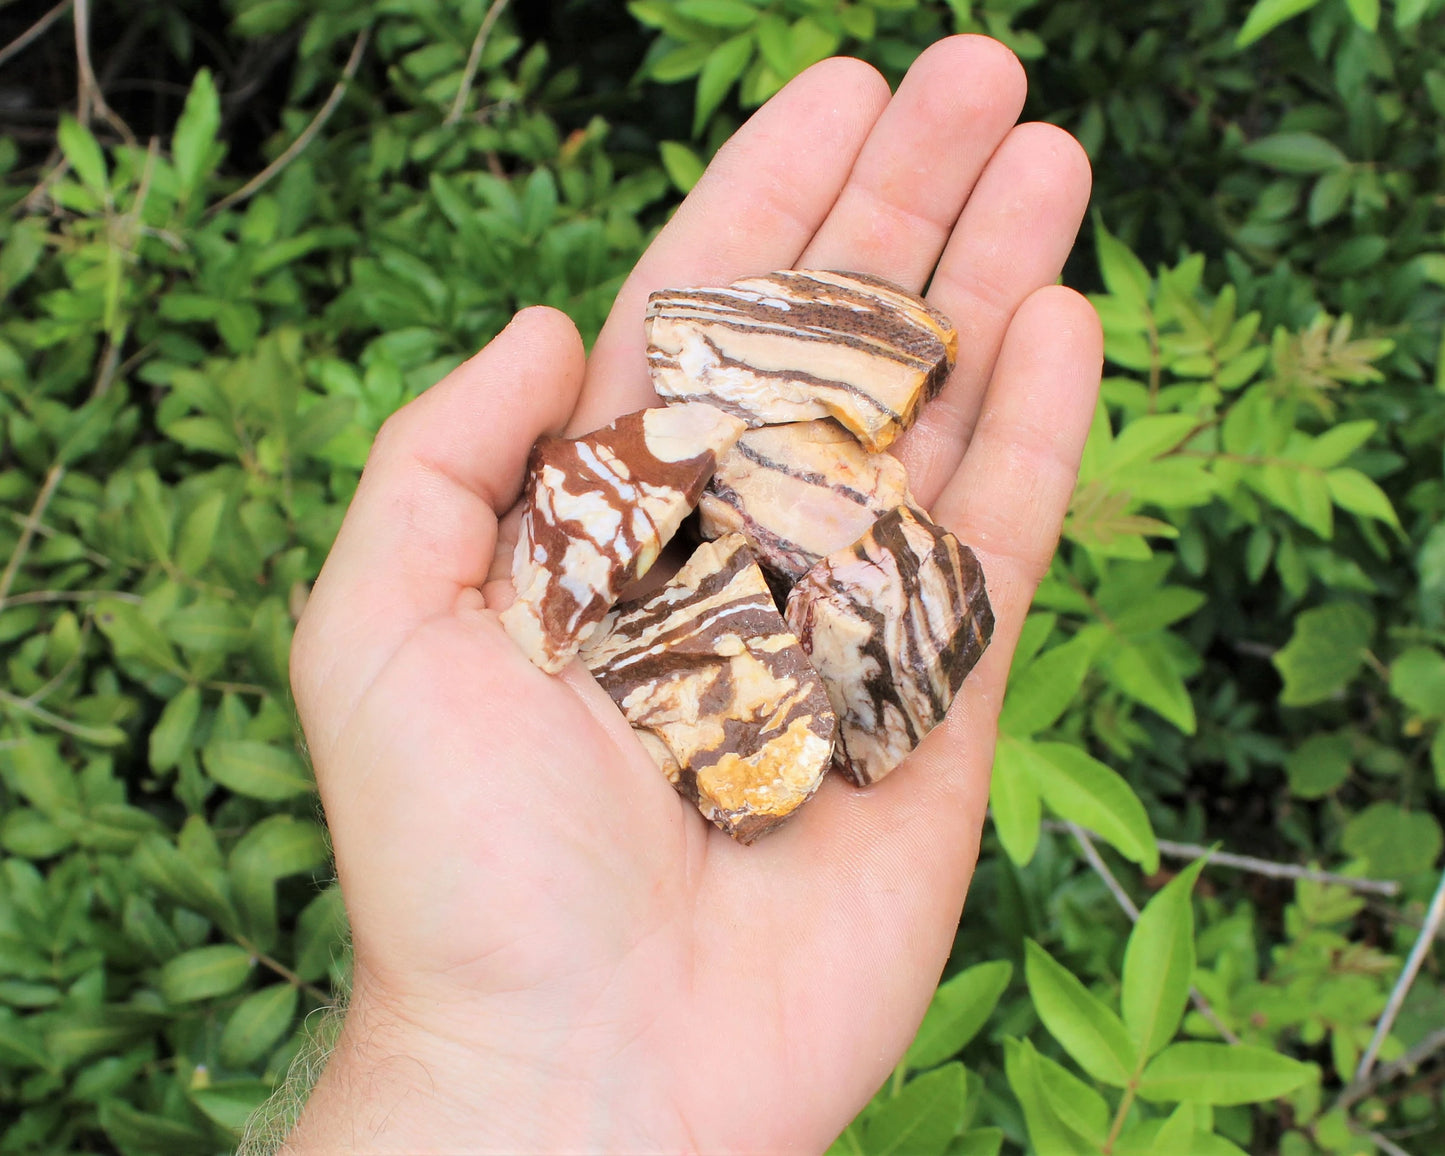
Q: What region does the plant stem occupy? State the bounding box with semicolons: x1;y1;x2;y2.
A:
1102;1081;1138;1154
445;0;511;126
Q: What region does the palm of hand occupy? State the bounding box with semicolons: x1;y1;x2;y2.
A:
288;36;1100;1154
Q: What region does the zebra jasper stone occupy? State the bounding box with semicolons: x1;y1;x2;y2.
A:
581;533;837;843
645;269;957;451
784;505;994;787
500;403;747;674
698;419;914;582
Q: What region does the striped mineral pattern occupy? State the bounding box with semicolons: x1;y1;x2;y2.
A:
581;533;837;843
500;403;747;674
644;269;957;451
698;419;914;581
784;505;994;786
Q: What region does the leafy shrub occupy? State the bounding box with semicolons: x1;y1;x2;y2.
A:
1;0;1442;1152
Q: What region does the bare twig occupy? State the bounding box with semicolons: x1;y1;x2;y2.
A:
1064;822;1243;1046
1041;822;1400;897
0;0;72;71
1360;1128;1414;1156
1156;837;1400;898
1336;1028;1445;1115
1355;866;1445;1083
444;0;511;126
0;464;66;607
206;26;371;217
72;0;134;145
0;588;139;608
0;686;118;744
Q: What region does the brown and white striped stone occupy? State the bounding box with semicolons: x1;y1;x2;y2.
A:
501;403;747;674
698;419;914;582
784;505;993;787
645;270;958;451
581;533;836;843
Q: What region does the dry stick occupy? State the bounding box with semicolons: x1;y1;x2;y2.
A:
1355;865;1445;1084
1064;822;1243;1046
0;0;72;70
1336;1028;1445;1116
1156;837;1400;897
0;465;65;608
1040;821;1400;898
71;0;133;145
1361;1128;1414;1156
444;0;511;126
206;26;371;217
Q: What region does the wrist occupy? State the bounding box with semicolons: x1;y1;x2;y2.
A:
280;978;694;1155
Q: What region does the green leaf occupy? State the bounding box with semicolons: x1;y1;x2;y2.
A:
98;1099;210;1153
1390;647;1445;718
674;0;761;28
1302;420;1376;468
1341;803;1443;879
659;141;706;193
203;740;313;800
906;961;1013;1070
1122;858;1205;1060
3;735;81;817
1029;742;1159;872
1273;603;1372;706
220;984;299;1067
1234;0;1323;48
1139;1042;1315;1104
1239;132;1347;174
1032;1047;1110;1146
159;944;254;1004
1285;732;1353;798
58;117;108;195
1000;635;1096;737
693;34;755;136
1106;415;1201;472
864;1063;968;1156
950;1128;1003;1156
1003;1038;1098;1156
188;1079;272;1133
174;69;222;201
1342;0;1380;30
1094;216;1152;309
990;737;1042;865
1326;468;1400;528
176;491;228;575
1024;940;1137;1087
96;598;183;675
1105;636;1197;734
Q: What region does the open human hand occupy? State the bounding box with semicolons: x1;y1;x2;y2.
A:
284;35;1099;1155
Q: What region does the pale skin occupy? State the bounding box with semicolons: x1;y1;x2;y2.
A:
284;35;1101;1155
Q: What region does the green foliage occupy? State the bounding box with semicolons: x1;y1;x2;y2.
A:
3;0;1443;1152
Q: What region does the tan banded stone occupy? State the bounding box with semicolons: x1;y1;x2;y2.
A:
645;269;957;451
698;419;914;582
501;403;746;674
582;533;836;843
784;505;993;786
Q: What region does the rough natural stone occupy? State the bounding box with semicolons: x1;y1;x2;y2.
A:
784;505;993;786
645;269;957;451
501;403;746;673
698;419;914;581
581;533;836;842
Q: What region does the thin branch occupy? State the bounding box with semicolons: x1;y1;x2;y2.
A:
1041;822;1400;897
0;464;66;606
1155;837;1400;898
1336;1028;1445;1115
1355;866;1445;1083
0;0;72;71
1360;1127;1414;1156
0;589;138;608
0;686;118;744
206;26;371;217
444;0;510;126
72;0;133;146
1064;822;1242;1046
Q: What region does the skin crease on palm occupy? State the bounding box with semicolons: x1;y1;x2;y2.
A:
282;35;1101;1156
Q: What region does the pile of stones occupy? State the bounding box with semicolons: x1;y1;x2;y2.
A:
500;270;994;842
